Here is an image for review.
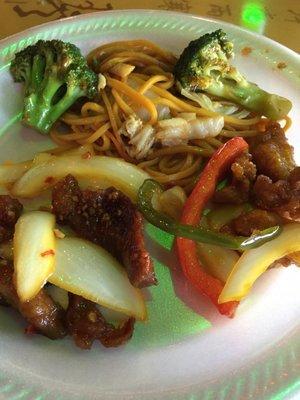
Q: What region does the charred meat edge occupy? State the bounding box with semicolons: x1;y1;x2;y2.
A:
52;174;156;288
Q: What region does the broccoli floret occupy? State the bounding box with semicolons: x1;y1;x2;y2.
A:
174;30;292;120
10;40;98;134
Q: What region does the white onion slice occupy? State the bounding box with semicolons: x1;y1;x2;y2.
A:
219;223;300;303
14;211;56;302
11;154;150;202
49;237;147;320
0;161;32;184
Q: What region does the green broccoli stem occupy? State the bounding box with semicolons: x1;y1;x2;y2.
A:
23;83;84;134
23;75;62;134
207;80;292;120
42;86;85;131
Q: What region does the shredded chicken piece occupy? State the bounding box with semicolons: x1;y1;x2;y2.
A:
120;114;143;139
157;104;171;120
127;125;155;160
119;115;155;160
156;116;224;146
189;116;224;139
156;118;189;146
119;114;224;159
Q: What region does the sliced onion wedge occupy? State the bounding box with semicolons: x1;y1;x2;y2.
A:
219;223;300;303
0;146;95;187
0;161;32;185
55;144;95;158
14;211;56;302
11;154;149;202
49;237;147;320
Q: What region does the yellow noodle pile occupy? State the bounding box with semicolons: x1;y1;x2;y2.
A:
51;39;277;192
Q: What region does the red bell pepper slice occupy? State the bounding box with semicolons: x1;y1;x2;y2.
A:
176;137;248;317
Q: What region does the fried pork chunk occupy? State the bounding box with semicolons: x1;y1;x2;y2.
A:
52;175;156;288
231;209;282;237
0;195;23;242
249;122;295;181
66;294;134;349
0;260;67;339
213;152;256;204
254;167;300;222
0;195;67;339
0;192;135;348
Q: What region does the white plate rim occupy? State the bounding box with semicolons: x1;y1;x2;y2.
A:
0;9;299;400
0;8;299;56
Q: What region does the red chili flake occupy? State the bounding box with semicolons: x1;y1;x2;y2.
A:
82;151;92;159
241;47;252;56
25;324;37;335
44;176;55;184
277;62;287;70
40;249;55;257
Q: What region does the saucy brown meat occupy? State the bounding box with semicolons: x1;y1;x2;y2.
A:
231;209;281;237
52;175;156;288
249;122;295;181
275;168;300;221
0;196;23;242
253;167;300;221
213;185;246;205
213;152;256;204
0;197;66;339
213;129;298;232
0;260;67;339
288;166;300;189
276;198;300;222
66;294;134;349
231;152;257;183
253;175;290;209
